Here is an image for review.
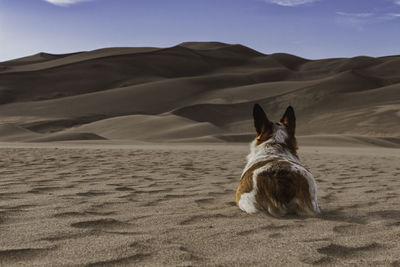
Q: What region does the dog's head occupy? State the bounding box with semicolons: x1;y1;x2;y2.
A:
252;104;298;154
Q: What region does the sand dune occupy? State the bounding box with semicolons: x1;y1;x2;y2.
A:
298;135;400;148
0;42;399;143
0;123;40;142
0;42;400;144
67;114;222;141
0;42;399;265
29;132;106;142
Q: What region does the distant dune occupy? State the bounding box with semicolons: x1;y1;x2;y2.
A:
0;42;399;146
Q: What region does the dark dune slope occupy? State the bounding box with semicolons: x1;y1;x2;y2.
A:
0;44;261;103
0;42;398;143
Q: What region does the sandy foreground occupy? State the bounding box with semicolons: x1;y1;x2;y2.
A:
0;142;399;266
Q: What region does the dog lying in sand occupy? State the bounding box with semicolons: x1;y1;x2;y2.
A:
236;104;320;217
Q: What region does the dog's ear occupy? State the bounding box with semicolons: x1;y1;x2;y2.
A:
280;106;296;136
253;104;272;136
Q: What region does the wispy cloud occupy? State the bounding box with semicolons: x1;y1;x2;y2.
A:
43;0;94;6
394;0;400;5
382;13;400;20
265;0;319;7
336;12;374;18
336;10;400;31
335;12;374;30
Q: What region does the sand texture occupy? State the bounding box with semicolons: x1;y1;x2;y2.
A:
0;42;399;144
0;143;399;266
0;42;399;266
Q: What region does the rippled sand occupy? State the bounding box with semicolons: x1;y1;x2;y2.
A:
0;143;399;266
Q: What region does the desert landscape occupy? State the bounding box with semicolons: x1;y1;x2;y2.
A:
0;42;399;144
0;42;399;266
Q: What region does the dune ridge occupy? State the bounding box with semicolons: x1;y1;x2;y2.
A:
0;42;399;144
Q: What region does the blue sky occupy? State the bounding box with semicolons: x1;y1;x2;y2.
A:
0;0;399;61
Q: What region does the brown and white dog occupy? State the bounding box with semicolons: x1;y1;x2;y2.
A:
236;104;320;217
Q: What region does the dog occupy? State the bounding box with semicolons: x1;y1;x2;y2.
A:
235;104;320;217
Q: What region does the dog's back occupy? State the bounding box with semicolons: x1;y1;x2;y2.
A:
235;104;320;217
236;159;317;217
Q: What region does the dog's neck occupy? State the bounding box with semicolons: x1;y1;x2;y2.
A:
248;138;300;163
241;138;300;177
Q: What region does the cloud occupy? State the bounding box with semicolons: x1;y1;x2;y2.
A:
382;13;400;20
265;0;319;7
336;11;400;30
336;12;374;18
43;0;93;6
395;0;400;5
335;12;374;31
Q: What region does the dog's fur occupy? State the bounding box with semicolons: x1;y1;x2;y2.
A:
235;104;320;217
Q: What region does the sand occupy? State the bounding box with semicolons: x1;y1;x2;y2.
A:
0;42;399;265
0;142;399;266
0;42;399;143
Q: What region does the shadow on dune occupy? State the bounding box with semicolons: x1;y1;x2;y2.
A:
0;41;399;143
